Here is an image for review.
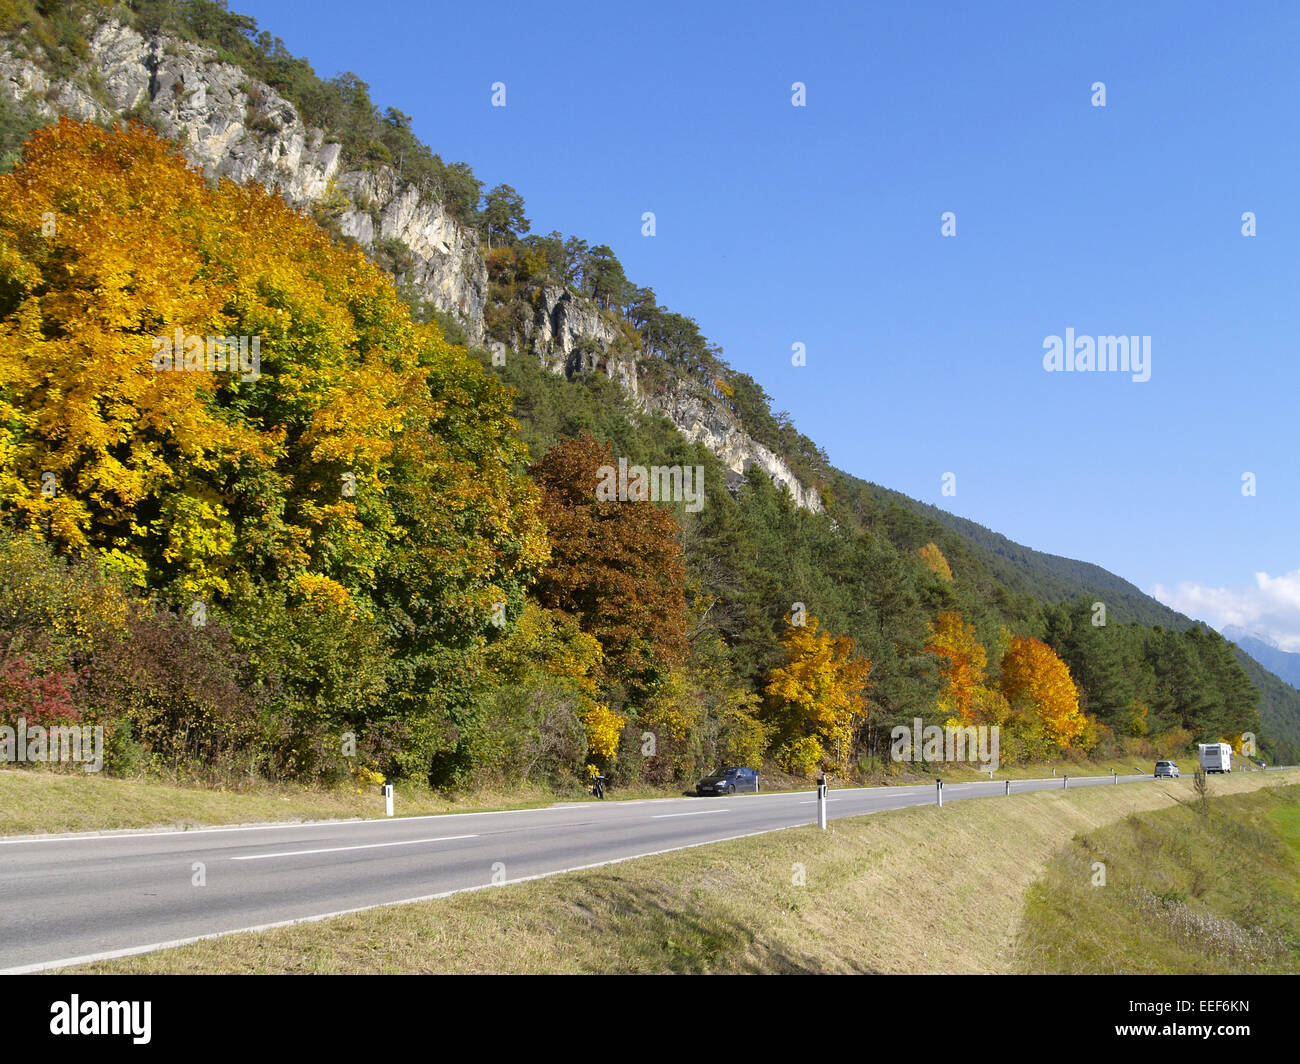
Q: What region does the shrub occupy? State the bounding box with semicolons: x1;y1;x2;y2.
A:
0;650;79;727
79;605;269;778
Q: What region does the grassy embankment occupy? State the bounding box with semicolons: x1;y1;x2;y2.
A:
1015;781;1300;973
59;769;1299;974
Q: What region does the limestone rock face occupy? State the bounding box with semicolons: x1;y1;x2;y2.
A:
334;169;488;344
637;380;822;511
0;15;820;512
523;287;633;389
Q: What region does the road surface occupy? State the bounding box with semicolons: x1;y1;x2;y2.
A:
0;773;1158;972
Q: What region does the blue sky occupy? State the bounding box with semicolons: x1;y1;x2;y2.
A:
235;0;1300;646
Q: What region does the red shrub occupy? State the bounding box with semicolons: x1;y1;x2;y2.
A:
0;652;81;726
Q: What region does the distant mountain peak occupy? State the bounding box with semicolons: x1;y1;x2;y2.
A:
1222;624;1281;650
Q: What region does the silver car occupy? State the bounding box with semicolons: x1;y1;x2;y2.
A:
1155;760;1180;778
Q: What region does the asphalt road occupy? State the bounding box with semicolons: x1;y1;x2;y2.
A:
0;773;1159;972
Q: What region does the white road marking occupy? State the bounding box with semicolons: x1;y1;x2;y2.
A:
230;835;478;860
651;809;731;818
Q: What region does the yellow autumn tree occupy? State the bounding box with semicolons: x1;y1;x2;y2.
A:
480;598;621;770
999;635;1087;747
483;599;604;701
765;613;871;774
924;610;988;721
918;542;953;582
0;119;547;623
475;600;607;783
638;668;709;782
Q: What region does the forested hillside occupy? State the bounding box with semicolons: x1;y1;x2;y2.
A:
0;0;1296;794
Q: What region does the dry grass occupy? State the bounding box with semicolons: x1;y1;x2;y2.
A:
0;769;567;836
61;769;1300;974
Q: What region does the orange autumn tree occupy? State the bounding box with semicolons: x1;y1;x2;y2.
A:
528;434;689;695
924;610;988;721
999;635;1087;748
765;613;871;774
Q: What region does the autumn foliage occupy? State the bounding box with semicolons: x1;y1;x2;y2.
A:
0;119;549;783
918;542;953;582
924;610;1092;758
765;612;871;774
0;652;78;726
925;610;988;719
528;433;689;693
0;118;546;613
1000;635;1086;747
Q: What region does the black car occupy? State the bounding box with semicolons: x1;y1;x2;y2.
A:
696;766;759;795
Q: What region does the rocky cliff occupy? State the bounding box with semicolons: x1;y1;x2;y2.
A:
0;15;820;511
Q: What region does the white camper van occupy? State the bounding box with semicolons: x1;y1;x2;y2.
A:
1199;742;1232;774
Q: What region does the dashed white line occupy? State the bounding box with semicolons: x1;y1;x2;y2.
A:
651;809;732;819
230;834;477;860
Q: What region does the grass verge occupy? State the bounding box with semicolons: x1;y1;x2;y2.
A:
0;769;562;836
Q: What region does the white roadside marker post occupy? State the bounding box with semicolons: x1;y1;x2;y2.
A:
384;783;394;817
936;778;943;808
1004;779;1010;796
817;775;828;830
